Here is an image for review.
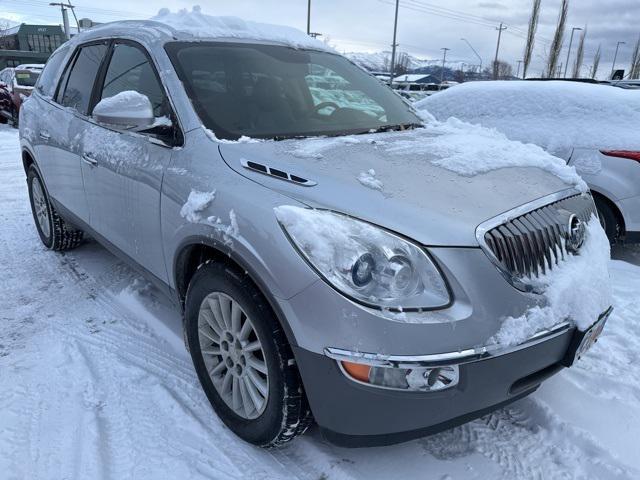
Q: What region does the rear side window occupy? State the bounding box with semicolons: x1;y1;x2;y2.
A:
60;43;108;114
100;43;167;118
36;47;69;97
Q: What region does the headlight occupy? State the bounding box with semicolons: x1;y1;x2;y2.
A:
274;206;450;311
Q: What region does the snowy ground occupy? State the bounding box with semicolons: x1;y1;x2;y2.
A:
1;123;640;479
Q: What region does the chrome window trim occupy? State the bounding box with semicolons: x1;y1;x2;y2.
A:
325;321;571;368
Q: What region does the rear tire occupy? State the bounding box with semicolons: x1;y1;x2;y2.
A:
594;196;621;245
27;165;84;250
185;261;312;447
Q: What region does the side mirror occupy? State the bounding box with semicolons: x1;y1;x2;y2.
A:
93;91;155;130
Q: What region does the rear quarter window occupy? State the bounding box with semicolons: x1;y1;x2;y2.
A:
36;47;69;98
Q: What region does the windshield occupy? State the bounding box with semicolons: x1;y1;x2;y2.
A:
166;42;421;140
15;70;40;87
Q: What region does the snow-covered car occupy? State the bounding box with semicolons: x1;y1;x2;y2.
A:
19;9;612;448
0;81;13;125
419;80;640;244
0;64;43;126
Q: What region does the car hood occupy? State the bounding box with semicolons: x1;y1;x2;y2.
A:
218;130;575;246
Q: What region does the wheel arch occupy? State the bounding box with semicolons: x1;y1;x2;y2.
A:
173;237;299;348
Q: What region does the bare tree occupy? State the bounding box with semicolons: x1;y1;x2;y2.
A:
592;45;601;79
546;0;569;78
571;26;587;78
630;35;640;79
395;52;411;75
523;0;542;79
492;60;513;80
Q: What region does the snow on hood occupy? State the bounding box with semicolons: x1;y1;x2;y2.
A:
289;119;587;192
418;81;640;152
492;217;612;346
218;121;580;246
150;6;333;52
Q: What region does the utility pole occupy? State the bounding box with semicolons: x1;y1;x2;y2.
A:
461;37;483;73
516;60;523;78
49;2;72;40
563;27;582;78
306;0;311;35
493;23;507;80
388;0;400;86
440;47;450;85
611;41;626;78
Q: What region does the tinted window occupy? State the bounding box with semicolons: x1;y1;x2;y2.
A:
61;43;107;114
166;42;420;140
37;47;69;97
101;43;167;117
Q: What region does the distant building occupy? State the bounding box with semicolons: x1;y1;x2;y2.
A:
0;23;66;69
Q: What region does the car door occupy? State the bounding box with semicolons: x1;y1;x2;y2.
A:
38;42;109;224
80;40;179;282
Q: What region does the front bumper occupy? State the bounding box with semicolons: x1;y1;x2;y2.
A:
294;324;574;447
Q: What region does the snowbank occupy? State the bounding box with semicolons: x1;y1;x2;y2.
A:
418;81;640;151
151;6;333;52
493;217;612;346
290;119;587;191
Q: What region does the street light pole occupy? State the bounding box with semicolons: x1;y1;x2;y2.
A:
306;0;311;35
493;23;507;80
388;0;400;86
49;2;71;40
563;27;582;78
611;41;626;79
440;47;450;85
461;37;483;73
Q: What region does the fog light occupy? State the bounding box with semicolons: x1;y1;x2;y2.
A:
340;361;459;392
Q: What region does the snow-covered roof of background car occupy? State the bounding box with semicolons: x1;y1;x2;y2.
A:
67;6;333;52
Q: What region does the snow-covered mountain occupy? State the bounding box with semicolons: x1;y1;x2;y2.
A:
345;50;470;73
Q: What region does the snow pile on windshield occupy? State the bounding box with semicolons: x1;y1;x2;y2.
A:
290;119;587;191
418;81;640;151
493;217;612;346
151;6;332;52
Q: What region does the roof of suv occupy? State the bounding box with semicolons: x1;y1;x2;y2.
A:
66;7;333;53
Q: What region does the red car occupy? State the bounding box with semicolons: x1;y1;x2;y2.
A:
0;64;43;126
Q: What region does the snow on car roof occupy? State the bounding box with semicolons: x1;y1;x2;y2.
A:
72;6;332;52
418;80;640;151
150;6;333;51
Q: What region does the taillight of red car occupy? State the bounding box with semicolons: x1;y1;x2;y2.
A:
600;150;640;163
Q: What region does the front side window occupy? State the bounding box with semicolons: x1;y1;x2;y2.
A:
60;43;107;114
100;43;167;118
36;46;69;97
166;42;420;140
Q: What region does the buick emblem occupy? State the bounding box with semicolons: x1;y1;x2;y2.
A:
566;214;586;253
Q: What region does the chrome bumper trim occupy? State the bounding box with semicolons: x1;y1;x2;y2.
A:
324;321;572;368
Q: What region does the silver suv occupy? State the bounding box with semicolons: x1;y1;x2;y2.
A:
19;18;611;447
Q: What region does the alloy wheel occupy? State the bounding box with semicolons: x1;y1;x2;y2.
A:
31;177;50;239
197;292;269;419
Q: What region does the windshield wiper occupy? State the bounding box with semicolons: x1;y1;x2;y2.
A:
365;122;423;134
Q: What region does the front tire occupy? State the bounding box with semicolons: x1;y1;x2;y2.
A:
185;261;312;447
594;196;621;245
27;165;84;250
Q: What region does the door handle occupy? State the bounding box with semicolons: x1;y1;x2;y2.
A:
39;131;50;140
82;154;98;167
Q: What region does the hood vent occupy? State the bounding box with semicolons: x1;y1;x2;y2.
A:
240;158;317;186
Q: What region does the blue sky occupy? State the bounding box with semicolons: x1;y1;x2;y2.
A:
2;0;638;78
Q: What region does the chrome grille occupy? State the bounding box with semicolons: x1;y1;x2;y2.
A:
478;192;597;291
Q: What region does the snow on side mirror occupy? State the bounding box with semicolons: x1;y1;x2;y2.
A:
93;90;155;130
